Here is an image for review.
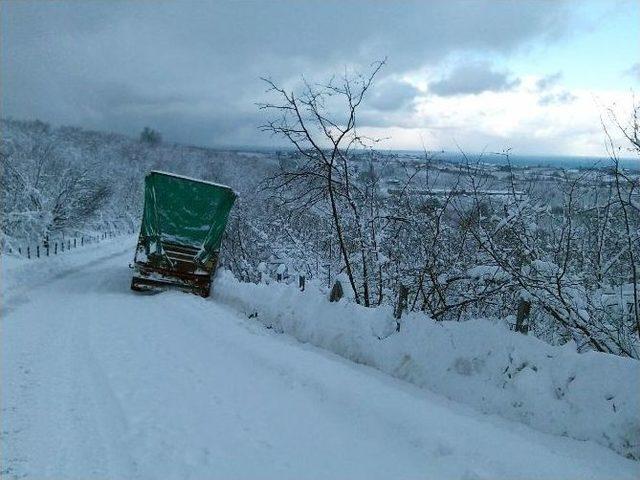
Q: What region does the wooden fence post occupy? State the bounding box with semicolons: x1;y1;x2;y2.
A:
37;245;40;258
515;299;531;334
27;246;30;259
393;283;408;331
329;280;343;303
74;238;77;248
55;243;58;255
299;275;306;291
46;244;49;256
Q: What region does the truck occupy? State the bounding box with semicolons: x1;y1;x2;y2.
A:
130;170;237;297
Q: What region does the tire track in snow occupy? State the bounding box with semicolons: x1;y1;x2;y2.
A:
2;242;135;317
2;240;137;478
73;319;140;478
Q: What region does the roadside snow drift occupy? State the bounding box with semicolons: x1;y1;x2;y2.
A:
215;271;640;460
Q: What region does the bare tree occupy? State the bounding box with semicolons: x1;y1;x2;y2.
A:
258;60;386;305
603;103;640;340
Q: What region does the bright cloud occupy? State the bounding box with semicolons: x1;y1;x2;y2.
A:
360;75;634;156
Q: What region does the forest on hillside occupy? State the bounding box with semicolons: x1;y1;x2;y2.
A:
2;83;639;359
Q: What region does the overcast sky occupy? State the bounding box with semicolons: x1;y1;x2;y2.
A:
2;0;639;156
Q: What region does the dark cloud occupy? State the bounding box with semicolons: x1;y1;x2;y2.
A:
538;91;577;106
1;0;571;147
536;72;562;90
367;79;421;112
428;61;520;96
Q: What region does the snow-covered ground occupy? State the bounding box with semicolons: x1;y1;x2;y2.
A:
2;239;638;479
216;273;640;460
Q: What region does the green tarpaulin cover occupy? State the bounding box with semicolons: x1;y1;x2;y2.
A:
140;171;236;266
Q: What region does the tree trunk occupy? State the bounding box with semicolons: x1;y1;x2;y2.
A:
515;299;531;334
394;283;409;331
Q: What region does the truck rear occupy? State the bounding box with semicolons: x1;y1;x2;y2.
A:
130;171;236;297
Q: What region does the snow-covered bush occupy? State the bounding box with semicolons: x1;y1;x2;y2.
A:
0;119;275;251
256;65;639;359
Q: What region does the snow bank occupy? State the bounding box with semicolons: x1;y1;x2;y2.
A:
214;271;640;460
2;235;137;300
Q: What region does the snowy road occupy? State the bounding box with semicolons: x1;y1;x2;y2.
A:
2;241;638;479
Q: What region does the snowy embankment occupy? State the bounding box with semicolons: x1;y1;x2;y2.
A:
215;271;640;460
3;241;638;479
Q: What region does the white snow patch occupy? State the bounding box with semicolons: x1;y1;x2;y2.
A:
214;270;640;460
